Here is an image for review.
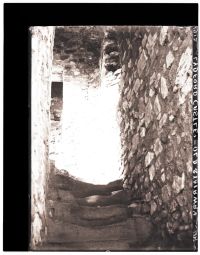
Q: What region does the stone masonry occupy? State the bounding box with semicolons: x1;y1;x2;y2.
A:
31;26;55;248
117;26;192;246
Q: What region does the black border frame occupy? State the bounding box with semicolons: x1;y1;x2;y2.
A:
3;3;198;251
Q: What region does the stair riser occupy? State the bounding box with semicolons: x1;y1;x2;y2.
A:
77;191;132;206
46;218;153;243
49;175;123;198
72;205;132;220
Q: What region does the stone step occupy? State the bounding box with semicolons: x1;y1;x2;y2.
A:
49;173;123;198
46;201;132;226
39;240;131;251
46;217;153;243
72;204;132;221
76;190;132;206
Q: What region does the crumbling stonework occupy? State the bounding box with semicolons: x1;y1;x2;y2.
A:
31;26;55;248
117;26;192;245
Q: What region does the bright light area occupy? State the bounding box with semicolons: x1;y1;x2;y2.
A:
54;77;122;184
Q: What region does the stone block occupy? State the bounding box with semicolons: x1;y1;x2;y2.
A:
137;50;148;77
159;26;168;46
154;138;163;156
154;95;161;116
149;165;155;181
160;76;168;99
172;173;185;194
145;152;154;167
150;201;157;215
166;51;174;68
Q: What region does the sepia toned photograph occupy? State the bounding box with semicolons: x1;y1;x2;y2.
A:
30;25;195;251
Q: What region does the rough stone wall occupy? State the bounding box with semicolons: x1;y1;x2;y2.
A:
53;26;103;86
31;26;55;248
117;26;192;245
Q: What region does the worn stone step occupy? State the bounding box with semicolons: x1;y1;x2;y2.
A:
46;217;153;243
47;188;78;203
39;240;131;251
76;190;132;206
49;172;123;198
46;201;132;226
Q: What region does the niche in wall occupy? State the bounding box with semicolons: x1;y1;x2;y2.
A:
50;82;63;121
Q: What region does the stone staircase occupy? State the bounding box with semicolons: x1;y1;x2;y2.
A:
39;166;154;251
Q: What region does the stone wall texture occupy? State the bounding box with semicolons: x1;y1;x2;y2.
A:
31;26;55;249
117;26;192;244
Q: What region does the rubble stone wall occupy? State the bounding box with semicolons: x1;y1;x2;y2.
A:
31;26;55;248
117;26;193;244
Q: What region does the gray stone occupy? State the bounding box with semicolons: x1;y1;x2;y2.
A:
172;211;180;220
163;63;166;72
173;85;179;93
133;78;141;95
154;138;163;156
179;225;190;231
175;47;192;90
122;100;128;111
175;47;192;104
154;73;161;88
155;157;161;170
128;101;133;110
169;114;174;122
182;211;189;223
156;112;161;121
159;113;168;128
149;165;155;181
137;50;148;77
128;150;133;161
176;194;187;207
186;160;192;173
166;221;179;234
142;34;147;47
140;127;146;138
146;33;157;57
162;184;171;203
150;201;157;215
166;51;174;68
150;72;156;85
160;132;168;144
145;100;153;127
161;173;165;183
124;87;129;95
114;68;121;76
146;192;151;202
144;176;149;188
159;26;168;46
124;122;130;133
131;133;139;154
172;172;185;194
134;182;138;190
149;88;155;97
160;210;168;218
154;95;161;116
138;97;145;113
145;152;154;167
160;76;168;99
128;59;133;68
170;200;178;212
